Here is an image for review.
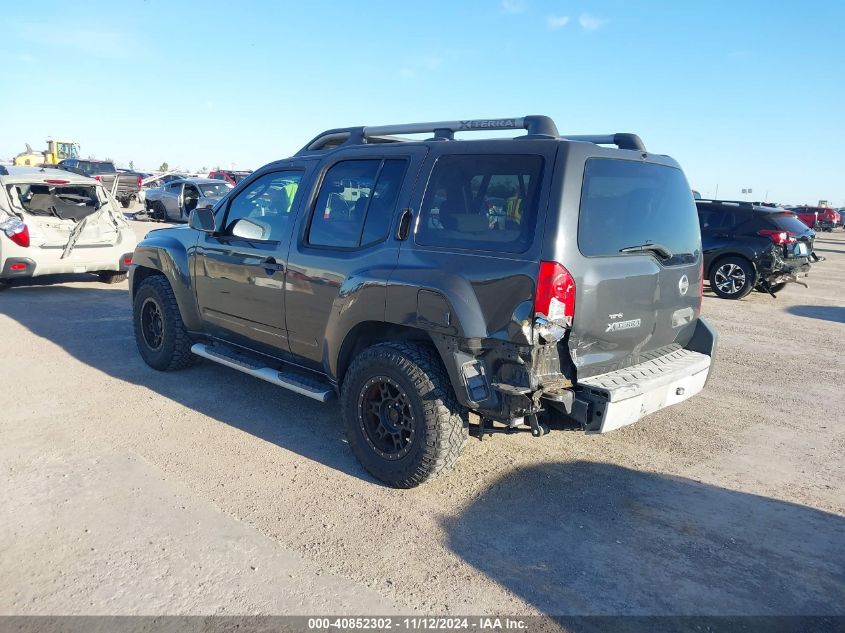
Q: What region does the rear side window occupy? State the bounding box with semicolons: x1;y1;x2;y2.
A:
308;159;407;248
416;155;543;253
697;207;735;231
578;159;700;265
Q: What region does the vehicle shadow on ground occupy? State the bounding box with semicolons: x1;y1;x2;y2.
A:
0;283;372;483
442;461;845;617
786;305;845;324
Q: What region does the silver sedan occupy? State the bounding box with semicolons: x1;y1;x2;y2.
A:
143;178;233;222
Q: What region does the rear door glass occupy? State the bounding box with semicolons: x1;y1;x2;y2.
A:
578;158;700;265
415;154;543;254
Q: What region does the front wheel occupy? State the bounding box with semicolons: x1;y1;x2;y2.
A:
132;275;194;371
340;342;468;488
710;257;755;299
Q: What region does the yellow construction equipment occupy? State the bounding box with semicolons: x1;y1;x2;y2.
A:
13;139;80;166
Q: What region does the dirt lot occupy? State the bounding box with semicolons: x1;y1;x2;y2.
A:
1;219;843;616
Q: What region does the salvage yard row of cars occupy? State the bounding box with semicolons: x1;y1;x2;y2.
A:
0;116;840;487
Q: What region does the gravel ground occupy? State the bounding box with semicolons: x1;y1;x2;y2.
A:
0;217;843;616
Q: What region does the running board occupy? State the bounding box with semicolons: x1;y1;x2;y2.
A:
190;343;335;403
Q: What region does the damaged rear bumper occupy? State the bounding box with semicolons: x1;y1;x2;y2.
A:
551;318;718;433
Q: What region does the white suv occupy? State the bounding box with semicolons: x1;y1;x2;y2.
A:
0;165;137;288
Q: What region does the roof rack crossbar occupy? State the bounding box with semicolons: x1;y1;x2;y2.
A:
563;133;646;151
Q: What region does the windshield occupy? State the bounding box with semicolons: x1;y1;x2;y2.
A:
80;162;116;176
769;213;812;233
578;158;700;266
231;173;249;183
198;183;232;198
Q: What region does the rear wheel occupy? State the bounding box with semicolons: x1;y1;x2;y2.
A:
120;198;131;209
710;256;755;299
340;342;468;488
132;275;194;371
98;271;127;284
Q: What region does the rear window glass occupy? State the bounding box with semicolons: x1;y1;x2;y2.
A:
415;154;543;254
79;162;116;176
7;184;102;221
768;213;811;233
578;159;700;265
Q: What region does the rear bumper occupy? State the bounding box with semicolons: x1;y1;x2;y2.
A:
568;318;717;433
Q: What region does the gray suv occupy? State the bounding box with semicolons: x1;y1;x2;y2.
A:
129;115;717;487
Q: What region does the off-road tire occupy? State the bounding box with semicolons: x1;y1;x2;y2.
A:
709;256;755;300
120;198;131;209
98;271;127;284
133;275;194;371
340;342;468;488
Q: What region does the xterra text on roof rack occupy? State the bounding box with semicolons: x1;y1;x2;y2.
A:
129;115;717;487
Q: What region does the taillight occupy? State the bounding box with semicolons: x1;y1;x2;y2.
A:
10;263;27;271
137;176;143;187
535;261;576;327
1;219;30;248
44;179;70;185
123;257;133;265
94;175;101;182
757;229;795;245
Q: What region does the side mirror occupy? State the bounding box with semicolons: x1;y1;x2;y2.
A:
230;217;270;240
189;207;216;233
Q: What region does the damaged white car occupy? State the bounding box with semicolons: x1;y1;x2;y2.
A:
0;165;137;289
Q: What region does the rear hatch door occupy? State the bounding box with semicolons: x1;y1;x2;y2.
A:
7;182;122;251
559;155;702;379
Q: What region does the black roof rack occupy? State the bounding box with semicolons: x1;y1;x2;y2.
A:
296;115;647;154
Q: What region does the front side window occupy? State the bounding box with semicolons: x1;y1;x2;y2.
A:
308;159;407;248
223;170;302;241
415;154;543;253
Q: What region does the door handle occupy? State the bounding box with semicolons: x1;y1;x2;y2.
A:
396;208;412;240
261;257;284;274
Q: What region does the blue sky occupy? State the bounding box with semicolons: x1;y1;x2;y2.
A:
0;0;842;205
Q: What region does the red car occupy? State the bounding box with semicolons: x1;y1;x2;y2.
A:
788;206;840;232
207;170;252;187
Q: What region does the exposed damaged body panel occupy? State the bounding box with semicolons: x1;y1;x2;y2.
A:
0;167;136;280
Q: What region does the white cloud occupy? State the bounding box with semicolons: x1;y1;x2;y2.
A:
501;0;527;14
578;13;608;31
547;14;571;29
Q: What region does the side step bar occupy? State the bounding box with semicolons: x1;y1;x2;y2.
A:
190;343;335;403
